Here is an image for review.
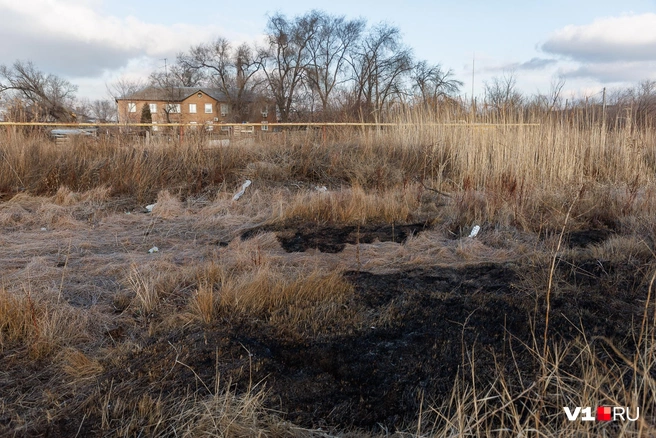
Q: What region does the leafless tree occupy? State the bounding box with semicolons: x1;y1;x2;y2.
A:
411;60;463;105
484;71;524;117
69;98;117;123
304;13;365;116
106;77;146;100
0;60;78;122
259;11;322;122
629;80;656;128
347;23;413;121
89;99;116;123
149;61;205;88
179;38;263;121
530;75;566;115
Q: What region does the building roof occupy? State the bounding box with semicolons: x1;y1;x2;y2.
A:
117;86;229;102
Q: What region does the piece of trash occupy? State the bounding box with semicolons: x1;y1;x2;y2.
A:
148;246;159;253
40;227;47;231
145;203;156;213
125;211;131;215
315;185;328;192
468;225;481;238
232;179;252;201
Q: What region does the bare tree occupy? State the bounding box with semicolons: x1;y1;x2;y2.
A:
106;77;146;100
0;60;78;122
260;11;322;122
89;99;117;123
149;60;205;88
630;80;656;128
411;60;463;105
179;38;263;121
347;23;413;121
530;75;566;115
304;13;365;116
70;98;117;123
484;71;524;117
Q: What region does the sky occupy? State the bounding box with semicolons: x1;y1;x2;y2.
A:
2;0;656;102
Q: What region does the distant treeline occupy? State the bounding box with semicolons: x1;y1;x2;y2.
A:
2;9;656;127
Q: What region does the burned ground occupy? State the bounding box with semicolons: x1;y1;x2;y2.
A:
75;255;649;433
9;255;649;436
242;222;431;253
1;193;654;437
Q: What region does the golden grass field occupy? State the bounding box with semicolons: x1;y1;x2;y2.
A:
1;112;656;436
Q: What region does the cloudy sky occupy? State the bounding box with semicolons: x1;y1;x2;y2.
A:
1;0;656;101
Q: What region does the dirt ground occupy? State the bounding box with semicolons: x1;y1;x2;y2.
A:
0;192;654;436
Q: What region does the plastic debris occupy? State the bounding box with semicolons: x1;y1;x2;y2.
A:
148;246;159;254
40;227;47;231
232;180;252;201
315;185;328;192
145;203;156;213
468;225;481;238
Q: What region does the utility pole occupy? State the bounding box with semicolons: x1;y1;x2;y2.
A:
601;87;607;130
471;53;475;122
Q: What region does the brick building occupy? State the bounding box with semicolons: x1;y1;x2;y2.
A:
116;86;275;132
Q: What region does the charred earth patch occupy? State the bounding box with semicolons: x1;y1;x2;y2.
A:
242;222;431;253
75;258;651;432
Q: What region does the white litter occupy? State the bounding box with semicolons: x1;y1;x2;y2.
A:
232;180;252;201
40;227;47;231
315;185;328;192
145;203;156;213
148;246;159;253
468;225;481;238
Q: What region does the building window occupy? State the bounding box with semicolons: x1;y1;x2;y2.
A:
261;121;269;131
261;107;268;118
220;104;229;117
189;103;197;114
128;102;137;113
152;122;158;131
166;103;181;113
205;103;213;114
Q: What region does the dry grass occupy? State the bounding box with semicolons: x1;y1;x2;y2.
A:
0;285;91;359
0;286;35;349
274;184;420;225
94;378;322;437
185;262;356;338
189;282;217;324
417;327;656;438
1;115;656;436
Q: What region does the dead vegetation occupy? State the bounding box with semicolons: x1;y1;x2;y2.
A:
1;116;656;436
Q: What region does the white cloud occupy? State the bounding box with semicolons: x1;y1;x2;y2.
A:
483;57;558;74
0;0;215;56
0;0;221;93
560;61;656;83
540;13;656;85
542;13;656;62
